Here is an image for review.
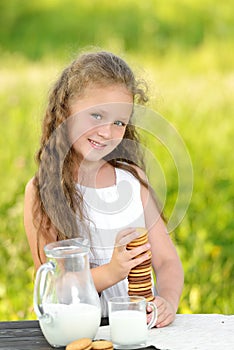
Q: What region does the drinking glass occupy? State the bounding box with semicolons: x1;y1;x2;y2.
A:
108;296;157;349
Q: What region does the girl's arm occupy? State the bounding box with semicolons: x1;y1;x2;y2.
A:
140;177;184;327
24;178;56;271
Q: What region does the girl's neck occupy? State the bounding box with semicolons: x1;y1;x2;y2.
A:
75;160;116;188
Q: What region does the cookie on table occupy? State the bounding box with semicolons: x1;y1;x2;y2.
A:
92;340;113;350
66;337;92;350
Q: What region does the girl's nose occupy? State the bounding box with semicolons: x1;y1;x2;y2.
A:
97;123;112;139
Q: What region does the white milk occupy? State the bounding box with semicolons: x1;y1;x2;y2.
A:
39;303;101;347
109;310;148;346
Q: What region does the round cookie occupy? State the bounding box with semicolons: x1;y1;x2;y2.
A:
92;340;113;350
128;270;151;277
127;233;147;244
135;250;152;260
126;229;148;249
66;338;92;350
137;260;151;269
129;266;152;274
128;288;153;297
128;274;152;283
128;285;152;293
128;281;152;289
134;227;148;237
131;259;151;269
127;236;148;248
146;295;155;302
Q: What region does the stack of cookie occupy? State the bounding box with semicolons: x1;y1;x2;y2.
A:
127;228;154;302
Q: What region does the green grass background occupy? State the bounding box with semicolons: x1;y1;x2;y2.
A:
0;0;233;320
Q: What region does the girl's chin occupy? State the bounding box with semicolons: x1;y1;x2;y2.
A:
82;156;103;163
79;151;109;163
72;145;117;162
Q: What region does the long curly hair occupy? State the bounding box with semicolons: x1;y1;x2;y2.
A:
33;51;160;262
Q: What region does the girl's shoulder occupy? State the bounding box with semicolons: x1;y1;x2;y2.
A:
25;177;37;197
116;162;147;182
130;164;147;181
24;178;38;217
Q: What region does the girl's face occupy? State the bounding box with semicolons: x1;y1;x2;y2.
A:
68;84;133;163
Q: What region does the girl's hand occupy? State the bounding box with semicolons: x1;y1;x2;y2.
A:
147;296;176;328
108;228;151;283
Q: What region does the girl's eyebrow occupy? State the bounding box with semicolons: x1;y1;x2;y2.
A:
90;107;108;115
89;106;131;120
89;102;132;112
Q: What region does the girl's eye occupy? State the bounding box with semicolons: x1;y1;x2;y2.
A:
91;113;102;120
114;120;126;127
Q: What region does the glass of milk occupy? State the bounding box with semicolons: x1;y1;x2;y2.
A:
108;296;157;349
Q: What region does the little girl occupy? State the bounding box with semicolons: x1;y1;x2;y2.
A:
24;50;184;327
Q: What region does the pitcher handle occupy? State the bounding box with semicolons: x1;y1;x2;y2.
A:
34;261;55;322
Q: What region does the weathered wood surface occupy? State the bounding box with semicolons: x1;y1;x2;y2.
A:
0;320;60;350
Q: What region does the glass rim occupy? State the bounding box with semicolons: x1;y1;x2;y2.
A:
108;296;146;304
44;237;90;258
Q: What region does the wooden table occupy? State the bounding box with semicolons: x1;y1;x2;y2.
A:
0;320;156;350
0;314;234;350
0;320;53;350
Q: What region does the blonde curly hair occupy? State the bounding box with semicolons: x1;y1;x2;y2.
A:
33;51;152;262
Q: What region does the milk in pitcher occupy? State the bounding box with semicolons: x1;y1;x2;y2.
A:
40;303;101;347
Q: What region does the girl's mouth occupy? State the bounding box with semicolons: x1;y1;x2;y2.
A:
88;138;106;149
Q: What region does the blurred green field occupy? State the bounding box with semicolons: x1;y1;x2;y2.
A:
0;0;233;320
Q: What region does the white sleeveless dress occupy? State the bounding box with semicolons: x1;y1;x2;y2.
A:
77;167;154;316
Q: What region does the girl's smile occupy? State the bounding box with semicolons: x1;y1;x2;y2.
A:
88;138;107;149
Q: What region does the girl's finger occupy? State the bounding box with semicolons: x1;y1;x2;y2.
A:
156;313;174;328
128;243;151;259
115;228;143;248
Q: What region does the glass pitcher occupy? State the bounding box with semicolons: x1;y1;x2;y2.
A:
34;238;101;347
